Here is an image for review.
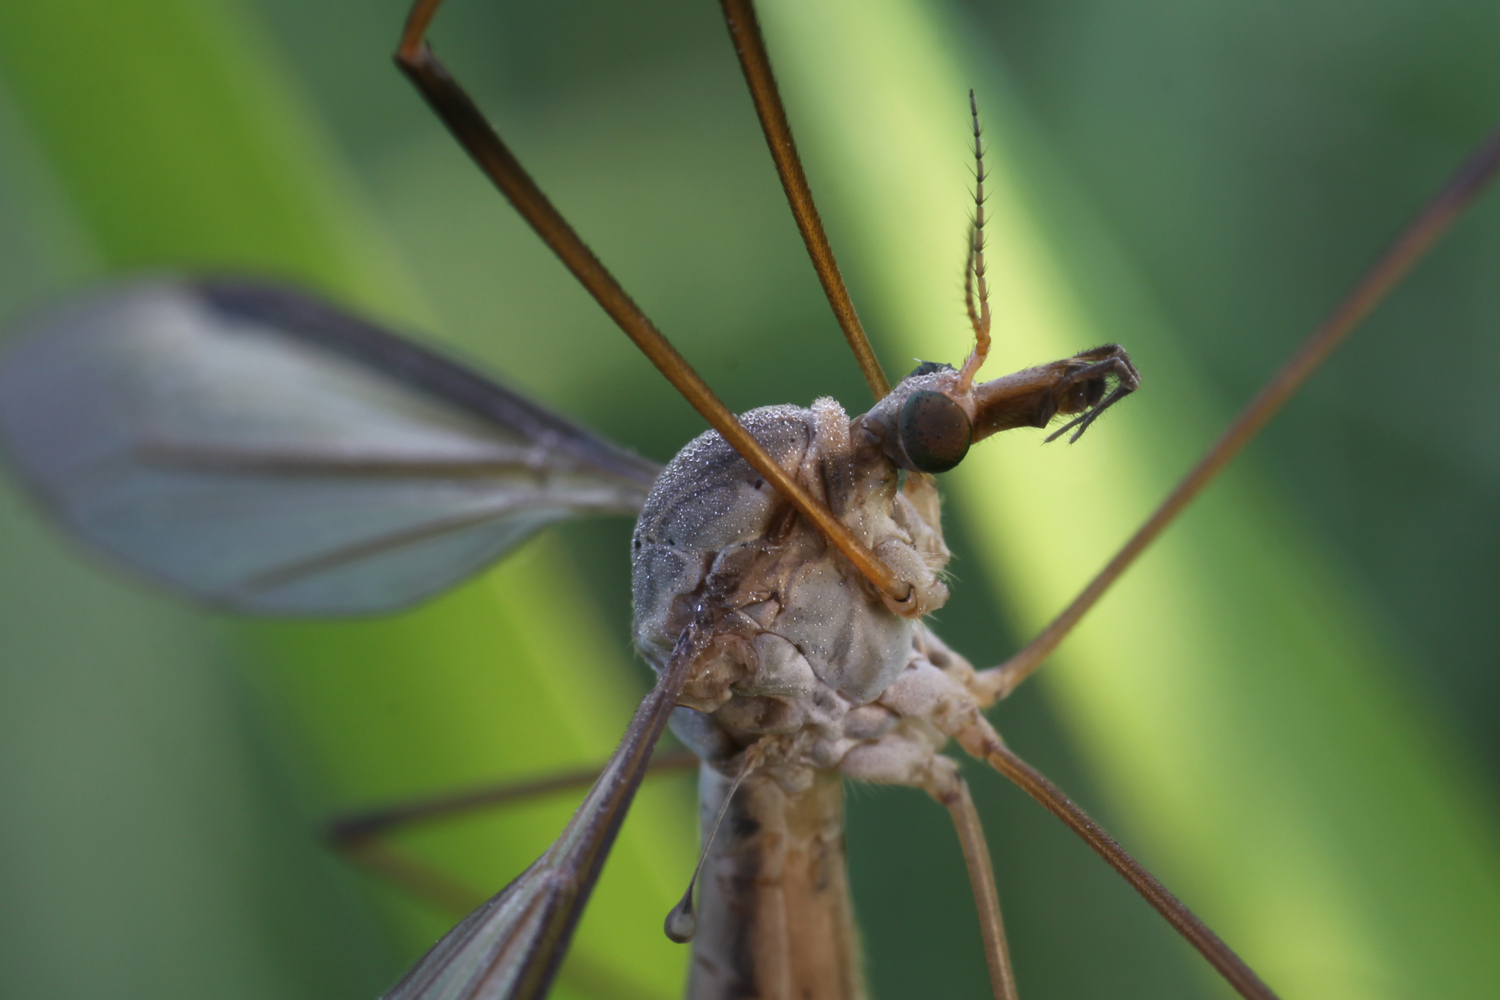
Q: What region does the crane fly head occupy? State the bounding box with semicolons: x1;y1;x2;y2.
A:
860;345;1141;475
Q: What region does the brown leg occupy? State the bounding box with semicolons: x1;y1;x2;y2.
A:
716;0;889;399
324;747;698;846
971;125;1500;705
360;620;713;1000
326;752;702;991
392;0;906;603
327;747;700;919
936;772;1020;1000
951;715;1280;1000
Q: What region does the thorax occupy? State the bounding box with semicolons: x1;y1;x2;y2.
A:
630;399;953;768
630;399;999;1000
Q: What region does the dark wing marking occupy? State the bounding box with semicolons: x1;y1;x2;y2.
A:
0;278;659;614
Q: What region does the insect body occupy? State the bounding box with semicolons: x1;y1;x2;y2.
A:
631;393;980;996
2;1;1500;1000
627;344;1130;995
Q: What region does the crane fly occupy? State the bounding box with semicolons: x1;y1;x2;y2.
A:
0;1;1497;998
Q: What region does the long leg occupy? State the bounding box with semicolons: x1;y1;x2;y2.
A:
392;0;906;602
377;620;710;1000
339;836;483;916
327;750;698;916
325;750;700;944
326;748;698;845
971;123;1500;705
716;0;889;400
326;750;697;945
949;716;1277;1000
938;773;1019;1000
907;745;1020;1000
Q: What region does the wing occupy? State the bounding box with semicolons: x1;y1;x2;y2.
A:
0;278;660;614
381;622;707;1000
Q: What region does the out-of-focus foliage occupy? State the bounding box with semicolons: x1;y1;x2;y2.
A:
0;3;695;999
757;3;1500;997
0;1;1497;999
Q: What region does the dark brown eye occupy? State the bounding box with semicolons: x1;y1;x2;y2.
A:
898;390;971;473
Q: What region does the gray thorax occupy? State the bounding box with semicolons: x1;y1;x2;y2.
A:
630;400;986;797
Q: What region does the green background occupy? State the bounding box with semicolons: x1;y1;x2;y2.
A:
0;1;1497;998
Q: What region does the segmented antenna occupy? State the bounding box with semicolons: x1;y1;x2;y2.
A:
959;90;992;390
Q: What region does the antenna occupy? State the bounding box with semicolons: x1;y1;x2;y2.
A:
960;90;993;391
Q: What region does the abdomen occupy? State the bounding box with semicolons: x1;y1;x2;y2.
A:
690;764;864;1000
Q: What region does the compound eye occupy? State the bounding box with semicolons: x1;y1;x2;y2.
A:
898;390;972;473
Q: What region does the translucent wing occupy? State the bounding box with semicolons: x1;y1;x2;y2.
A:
0;278;659;614
381;622;707;1000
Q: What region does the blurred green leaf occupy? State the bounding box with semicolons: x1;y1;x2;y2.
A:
0;1;691;998
759;0;1500;996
